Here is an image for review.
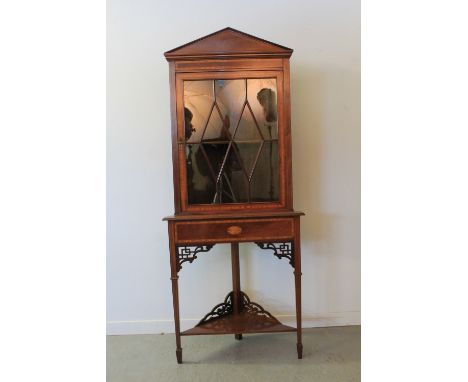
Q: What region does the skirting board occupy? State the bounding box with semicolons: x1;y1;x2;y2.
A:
107;311;360;335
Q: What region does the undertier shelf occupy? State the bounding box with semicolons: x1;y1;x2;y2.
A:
181;291;297;336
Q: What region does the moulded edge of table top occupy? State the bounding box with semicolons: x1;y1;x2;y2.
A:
163;210;305;222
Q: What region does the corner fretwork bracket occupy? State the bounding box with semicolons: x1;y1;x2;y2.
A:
196;291;281;328
255;242;295;268
176;245;215;272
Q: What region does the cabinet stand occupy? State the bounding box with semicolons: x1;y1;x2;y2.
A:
165;211;303;363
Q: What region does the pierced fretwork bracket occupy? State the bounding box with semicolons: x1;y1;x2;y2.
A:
196;291;280;328
255;242;295;268
176;245;214;272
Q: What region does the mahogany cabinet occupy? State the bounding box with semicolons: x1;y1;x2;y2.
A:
163;28;304;363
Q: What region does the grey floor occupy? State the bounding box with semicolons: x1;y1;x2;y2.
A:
107;326;360;382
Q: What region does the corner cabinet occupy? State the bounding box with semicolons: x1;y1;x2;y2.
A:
163;27;304;363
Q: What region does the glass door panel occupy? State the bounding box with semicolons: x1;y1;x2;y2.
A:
183;78;279;205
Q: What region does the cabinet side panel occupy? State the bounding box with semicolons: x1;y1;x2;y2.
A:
169;62;181;213
282;58;293;209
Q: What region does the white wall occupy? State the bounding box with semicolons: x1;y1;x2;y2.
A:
107;0;360;334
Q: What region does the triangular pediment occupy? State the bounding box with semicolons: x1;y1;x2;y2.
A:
164;27;293;61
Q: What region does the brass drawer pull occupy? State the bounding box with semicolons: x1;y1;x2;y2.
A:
227;226;242;235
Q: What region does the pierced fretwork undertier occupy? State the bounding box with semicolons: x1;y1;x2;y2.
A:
182;291;296;336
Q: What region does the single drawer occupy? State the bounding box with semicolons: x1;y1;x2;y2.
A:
175;218;294;244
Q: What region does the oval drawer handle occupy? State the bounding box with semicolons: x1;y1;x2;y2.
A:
227;226;243;235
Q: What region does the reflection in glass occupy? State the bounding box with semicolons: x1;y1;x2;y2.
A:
201;107;229;142
234;106;262;141
185;144;212;204
215;147;248;203
247;78;278;139
183;81;214;143
215;79;245;138
183;78;279;205
234;142;262;177
202;142;230;180
250;141;279;202
184;107;195;140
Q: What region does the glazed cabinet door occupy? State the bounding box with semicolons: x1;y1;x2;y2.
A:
175;70;287;213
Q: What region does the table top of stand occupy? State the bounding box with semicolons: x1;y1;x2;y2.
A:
163;210;305;222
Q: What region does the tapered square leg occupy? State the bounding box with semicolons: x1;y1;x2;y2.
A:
294;218;303;359
297;343;303;359
231;243;243;342
168;222;183;364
